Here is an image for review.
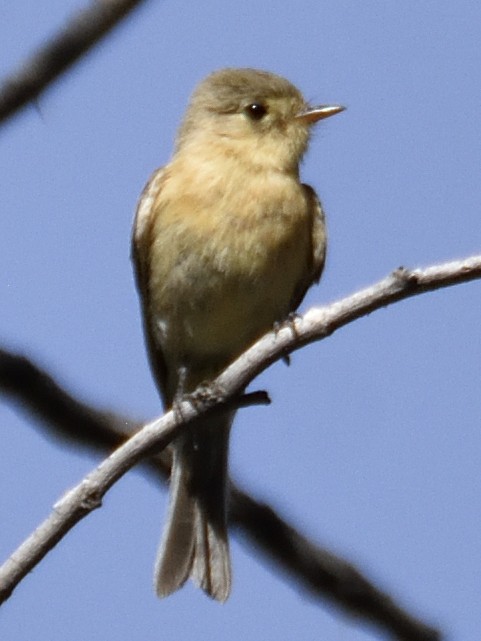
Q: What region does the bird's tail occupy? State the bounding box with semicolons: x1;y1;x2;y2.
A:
154;414;232;602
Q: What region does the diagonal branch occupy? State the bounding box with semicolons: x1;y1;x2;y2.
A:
0;0;148;125
230;490;440;641
221;257;481;392
3;253;479;637
0;350;440;641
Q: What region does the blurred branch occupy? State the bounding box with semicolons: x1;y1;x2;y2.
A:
0;350;440;641
0;0;148;125
231;491;440;641
0;348;139;449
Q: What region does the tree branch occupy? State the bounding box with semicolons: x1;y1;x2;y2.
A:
0;0;148;125
219;257;481;393
0;354;440;641
3;253;477;637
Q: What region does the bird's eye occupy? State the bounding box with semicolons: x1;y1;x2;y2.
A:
244;102;268;120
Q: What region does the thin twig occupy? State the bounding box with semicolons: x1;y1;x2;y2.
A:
0;0;148;125
217;257;481;393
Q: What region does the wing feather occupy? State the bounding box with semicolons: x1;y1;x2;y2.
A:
131;167;170;402
290;184;327;311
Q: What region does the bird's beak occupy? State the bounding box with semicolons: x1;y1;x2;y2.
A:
296;104;345;124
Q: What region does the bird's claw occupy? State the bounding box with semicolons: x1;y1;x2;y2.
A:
174;381;227;419
273;312;301;365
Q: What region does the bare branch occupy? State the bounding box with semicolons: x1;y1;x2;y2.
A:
0;354;440;641
0;0;148;125
0;397;204;603
217;256;481;394
2;252;475;637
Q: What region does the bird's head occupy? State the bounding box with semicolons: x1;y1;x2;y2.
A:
175;68;344;174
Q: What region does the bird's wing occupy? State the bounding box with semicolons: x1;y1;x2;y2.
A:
290;183;327;311
131;166;170;401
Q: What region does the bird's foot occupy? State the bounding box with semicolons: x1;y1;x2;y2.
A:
273;312;301;365
173;373;227;419
188;380;227;410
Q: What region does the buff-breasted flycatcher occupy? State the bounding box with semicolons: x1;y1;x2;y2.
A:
132;68;344;602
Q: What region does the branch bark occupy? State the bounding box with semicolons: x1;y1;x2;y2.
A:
0;0;148;125
4;254;479;638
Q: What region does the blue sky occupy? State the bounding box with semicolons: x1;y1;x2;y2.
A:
1;1;481;639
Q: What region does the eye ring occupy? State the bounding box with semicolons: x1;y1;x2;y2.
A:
244;102;268;120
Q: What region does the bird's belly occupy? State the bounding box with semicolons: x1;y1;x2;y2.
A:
150;214;310;372
178;269;290;357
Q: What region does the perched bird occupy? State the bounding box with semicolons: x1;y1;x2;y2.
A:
132;68;343;602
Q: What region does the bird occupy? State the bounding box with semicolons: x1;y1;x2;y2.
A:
131;67;344;602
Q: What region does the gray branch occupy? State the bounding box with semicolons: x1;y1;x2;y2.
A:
3;253;479;638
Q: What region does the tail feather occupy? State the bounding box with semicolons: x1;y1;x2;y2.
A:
154;415;232;601
154;452;196;596
191;508;231;601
